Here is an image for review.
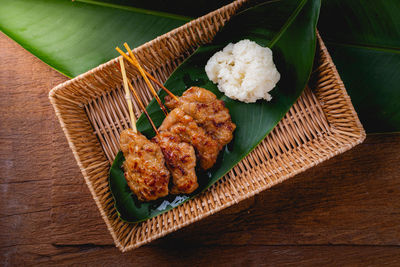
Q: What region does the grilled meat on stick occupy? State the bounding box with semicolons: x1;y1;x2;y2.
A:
123;69;198;195
165;87;236;150
159;107;219;170
117;44;236;194
120;129;170;201
116;46;236;150
118;57;170;202
153;131;198;194
116;45;235;165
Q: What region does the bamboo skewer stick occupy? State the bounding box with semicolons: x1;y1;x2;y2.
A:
122;43;169;116
115;47;180;102
116;47;167;112
119;57;137;133
127;82;159;135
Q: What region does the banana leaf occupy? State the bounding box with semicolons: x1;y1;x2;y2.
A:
0;0;189;78
318;0;400;133
92;0;234;17
109;0;321;222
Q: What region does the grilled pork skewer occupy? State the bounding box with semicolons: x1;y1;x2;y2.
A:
153;132;198;194
119;129;170;201
116;46;235;153
118;45;228;170
164;86;236;150
158;108;219;170
125;72;198;195
118;57;170;201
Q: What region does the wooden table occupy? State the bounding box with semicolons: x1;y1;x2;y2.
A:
1;32;400;266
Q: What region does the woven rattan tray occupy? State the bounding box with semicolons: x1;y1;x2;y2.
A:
49;0;365;252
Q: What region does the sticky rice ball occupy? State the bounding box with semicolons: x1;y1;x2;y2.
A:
205;39;280;103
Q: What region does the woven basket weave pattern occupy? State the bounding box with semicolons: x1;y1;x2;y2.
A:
49;0;365;252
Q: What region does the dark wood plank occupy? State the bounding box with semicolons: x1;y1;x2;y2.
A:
0;34;70;184
3;244;400;266
1;32;400;265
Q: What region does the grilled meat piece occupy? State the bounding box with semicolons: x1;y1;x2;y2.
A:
153;131;198;194
165;86;236;149
159;108;219;170
120;129;170;201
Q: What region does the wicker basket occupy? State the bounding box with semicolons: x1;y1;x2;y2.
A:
49;0;365;252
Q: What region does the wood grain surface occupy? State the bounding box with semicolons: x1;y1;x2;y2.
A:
1;32;399;266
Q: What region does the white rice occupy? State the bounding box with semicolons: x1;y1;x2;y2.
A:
205;39;280;103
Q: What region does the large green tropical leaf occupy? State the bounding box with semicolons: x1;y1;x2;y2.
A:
0;0;190;78
318;0;400;133
92;0;234;17
0;0;234;78
109;0;321;222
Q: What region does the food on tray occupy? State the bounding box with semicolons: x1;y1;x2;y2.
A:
119;44;200;196
165;86;236;149
205;39;280;103
105;0;322;223
126;80;199;196
120;129;170;201
153;131;198;194
117;57;171;202
115;44;237;201
158;108;220;170
117;45;199;197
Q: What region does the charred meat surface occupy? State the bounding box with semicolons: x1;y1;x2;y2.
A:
120;129;170;201
153;131;198;194
159;108;219;170
165;86;236;149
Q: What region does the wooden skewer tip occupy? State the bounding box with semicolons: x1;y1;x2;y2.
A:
122;44;170;116
116;46;179;102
